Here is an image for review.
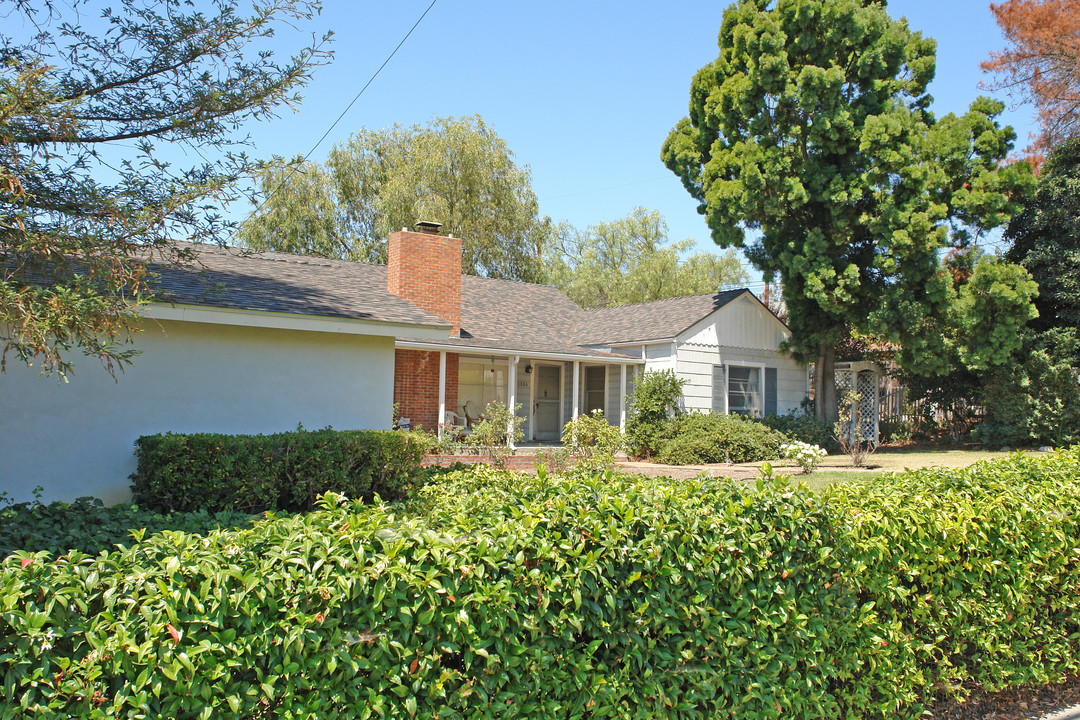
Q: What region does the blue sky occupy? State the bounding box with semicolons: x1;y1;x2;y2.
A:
236;1;1034;291
25;1;1024;291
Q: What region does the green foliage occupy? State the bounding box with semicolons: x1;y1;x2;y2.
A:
0;497;254;560
1005;136;1080;353
462;402;525;467
130;428;426;513
656;412;789;465
625;369;686;458
977;328;1080;447
761;411;840;454
6;451;1080;718
1;467;873;719
826;447;1080;700
561;410;624;470
780;441;828;475
240;115;547;281
541;207;748;308
662;0;1034;419
1;0;328;377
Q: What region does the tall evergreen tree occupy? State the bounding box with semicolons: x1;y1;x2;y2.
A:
662;0;1033;421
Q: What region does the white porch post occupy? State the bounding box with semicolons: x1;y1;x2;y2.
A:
620;364;627;431
528;361;536;442
437;351;447;440
508;355;518;450
572;360;581;420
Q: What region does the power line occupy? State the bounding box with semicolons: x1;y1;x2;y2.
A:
242;0;440;224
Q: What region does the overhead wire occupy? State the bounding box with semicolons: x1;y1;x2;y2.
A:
242;0;440;224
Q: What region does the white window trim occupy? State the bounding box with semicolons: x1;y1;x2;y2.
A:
580;363;609;419
726;361;766;417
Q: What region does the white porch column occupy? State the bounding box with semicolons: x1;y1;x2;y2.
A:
620;364;627;431
508;355;518;450
437;351;447;440
572;360;580;420
528;361;536;441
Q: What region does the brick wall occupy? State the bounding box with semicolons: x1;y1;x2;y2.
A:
394;349;459;432
387;229;463;336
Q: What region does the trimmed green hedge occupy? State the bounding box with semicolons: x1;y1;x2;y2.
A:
0;497;254;560
827;448;1080;698
4;449;1080;718
3;470;880;719
130;428;427;513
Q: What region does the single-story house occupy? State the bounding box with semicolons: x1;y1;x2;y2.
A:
0;224;807;504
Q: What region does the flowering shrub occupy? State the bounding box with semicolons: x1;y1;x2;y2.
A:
781;440;827;474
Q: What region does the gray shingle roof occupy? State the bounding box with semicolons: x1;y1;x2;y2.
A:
149;243;448;328
574;289;747;345
152;243;752;358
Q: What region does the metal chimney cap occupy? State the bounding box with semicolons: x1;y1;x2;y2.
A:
414;220;443;234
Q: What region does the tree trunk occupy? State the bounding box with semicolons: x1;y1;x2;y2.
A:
814;343;838;425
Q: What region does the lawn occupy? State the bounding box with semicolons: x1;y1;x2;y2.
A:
746;446;1019;493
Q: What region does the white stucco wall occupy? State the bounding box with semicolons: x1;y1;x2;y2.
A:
0;319;396;505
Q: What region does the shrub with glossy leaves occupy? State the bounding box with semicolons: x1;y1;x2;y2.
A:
0;497;255;560
826;447;1080;699
2;468;888;720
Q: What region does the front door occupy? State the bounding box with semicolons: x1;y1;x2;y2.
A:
534;365;561;441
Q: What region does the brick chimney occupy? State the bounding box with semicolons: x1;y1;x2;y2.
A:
387;221;463;336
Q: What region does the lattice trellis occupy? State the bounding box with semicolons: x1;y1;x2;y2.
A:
835;365;880;448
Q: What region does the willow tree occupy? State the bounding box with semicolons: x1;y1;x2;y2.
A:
662;0;1032;421
240;115;548;281
542;207;748;309
1;0;329;377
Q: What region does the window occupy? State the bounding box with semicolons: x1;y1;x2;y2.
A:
584;366;606;415
458;360;507;419
727;366;761;416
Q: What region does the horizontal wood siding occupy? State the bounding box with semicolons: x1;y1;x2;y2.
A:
716;347;807;416
676;345;720;413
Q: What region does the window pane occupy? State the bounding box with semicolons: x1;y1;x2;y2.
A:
728;366;761;416
585;367;605;414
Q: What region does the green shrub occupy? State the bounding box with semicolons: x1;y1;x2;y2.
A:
561;410;624;470
625;369;685;458
761;411;840;453
462;402;525;467
0;497;255;560
826;447;1080;700
977;328;1080;447
131;427;426;513
657;411;789;464
2;469;877;720
7;452;1080;718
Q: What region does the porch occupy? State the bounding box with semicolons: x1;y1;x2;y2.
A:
393;346;644;447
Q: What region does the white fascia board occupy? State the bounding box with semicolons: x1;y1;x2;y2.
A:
606;339;678;348
394;339;645;364
141;303;450;340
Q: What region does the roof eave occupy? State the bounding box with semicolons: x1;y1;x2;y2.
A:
395;339;644;363
141;303;451;340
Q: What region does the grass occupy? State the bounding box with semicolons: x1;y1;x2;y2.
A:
748;446;1020;493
